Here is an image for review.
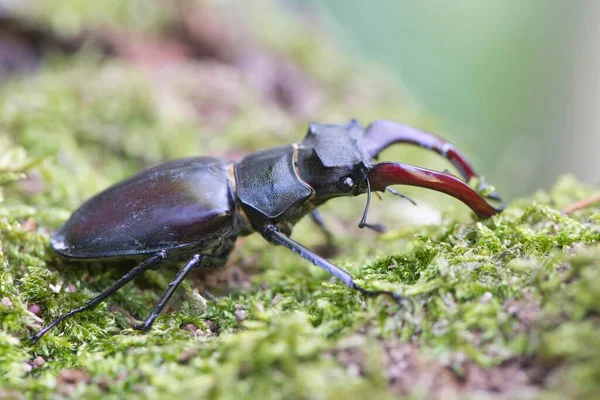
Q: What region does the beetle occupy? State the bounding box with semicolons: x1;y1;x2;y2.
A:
29;119;504;343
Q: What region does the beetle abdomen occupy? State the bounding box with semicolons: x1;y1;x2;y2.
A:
52;157;236;259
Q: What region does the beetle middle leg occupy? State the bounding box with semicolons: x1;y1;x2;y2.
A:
310;210;334;244
262;225;405;304
131;255;202;332
29;250;168;344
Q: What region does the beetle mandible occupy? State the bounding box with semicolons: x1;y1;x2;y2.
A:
30;119;504;343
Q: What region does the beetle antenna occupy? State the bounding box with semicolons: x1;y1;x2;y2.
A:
359;179;385;233
386;188;417;206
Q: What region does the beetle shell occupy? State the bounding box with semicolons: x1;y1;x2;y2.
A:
52;157;237;259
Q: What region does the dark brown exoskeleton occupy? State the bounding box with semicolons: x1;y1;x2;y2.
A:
30;120;504;343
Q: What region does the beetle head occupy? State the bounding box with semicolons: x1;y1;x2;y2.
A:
296;120;373;203
297;119;504;226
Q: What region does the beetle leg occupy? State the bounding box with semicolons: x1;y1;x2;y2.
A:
386;187;417;206
29;250;167;344
310;210;334;245
132;254;203;332
262;225;406;305
359;184;418;233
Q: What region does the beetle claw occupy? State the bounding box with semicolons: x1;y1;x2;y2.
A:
354;286;412;311
391;292;414;312
131;322;150;332
477;181;504;203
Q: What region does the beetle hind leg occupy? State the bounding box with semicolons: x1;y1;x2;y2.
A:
28;251;168;344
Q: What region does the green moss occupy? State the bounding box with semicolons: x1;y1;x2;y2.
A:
4;106;600;399
6;0;174;36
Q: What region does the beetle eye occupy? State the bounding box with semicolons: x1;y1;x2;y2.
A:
339;177;354;192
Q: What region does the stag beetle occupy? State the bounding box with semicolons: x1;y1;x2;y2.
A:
29;119;504;343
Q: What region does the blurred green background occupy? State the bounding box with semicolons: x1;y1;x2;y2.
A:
297;0;600;198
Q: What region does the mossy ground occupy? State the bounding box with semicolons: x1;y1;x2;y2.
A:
1;1;600;399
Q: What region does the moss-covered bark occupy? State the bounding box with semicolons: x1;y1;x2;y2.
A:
1;1;599;398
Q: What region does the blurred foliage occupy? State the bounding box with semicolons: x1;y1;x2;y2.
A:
4;0;175;35
316;0;592;198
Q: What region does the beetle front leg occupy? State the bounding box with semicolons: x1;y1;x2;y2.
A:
262;225;405;304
